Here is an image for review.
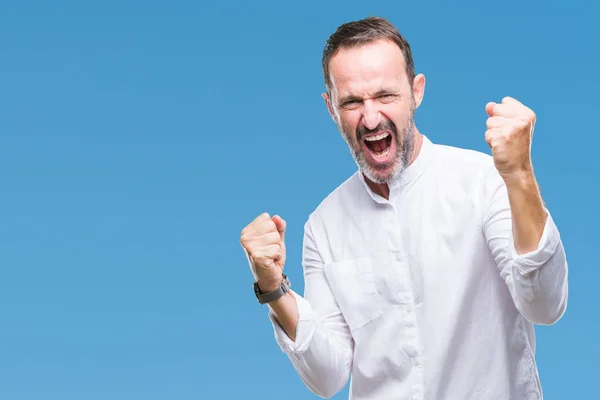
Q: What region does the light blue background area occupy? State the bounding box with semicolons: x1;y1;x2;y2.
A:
1;1;597;399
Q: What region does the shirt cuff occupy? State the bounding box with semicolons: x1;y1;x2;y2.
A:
510;210;561;275
268;290;315;355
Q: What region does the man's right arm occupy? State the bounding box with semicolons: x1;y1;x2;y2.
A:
267;219;353;399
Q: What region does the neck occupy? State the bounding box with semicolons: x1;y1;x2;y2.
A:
364;130;423;200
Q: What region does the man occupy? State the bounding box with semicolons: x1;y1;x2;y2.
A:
240;17;568;400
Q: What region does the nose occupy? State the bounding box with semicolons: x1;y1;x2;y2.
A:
361;99;381;130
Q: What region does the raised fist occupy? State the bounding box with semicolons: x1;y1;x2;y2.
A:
485;96;536;179
240;213;287;292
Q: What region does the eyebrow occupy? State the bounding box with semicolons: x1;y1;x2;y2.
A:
338;88;399;104
338;94;362;104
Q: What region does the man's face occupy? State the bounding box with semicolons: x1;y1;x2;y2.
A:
323;39;424;184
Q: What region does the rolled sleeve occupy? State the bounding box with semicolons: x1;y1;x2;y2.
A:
481;163;569;325
262;218;354;398
269;290;316;354
507;211;569;315
510;211;561;274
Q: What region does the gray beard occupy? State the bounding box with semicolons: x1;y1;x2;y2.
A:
340;113;415;185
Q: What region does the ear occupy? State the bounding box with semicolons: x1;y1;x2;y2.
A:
322;92;336;121
412;73;426;108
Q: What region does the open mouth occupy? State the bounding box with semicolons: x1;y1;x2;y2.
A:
364;132;393;161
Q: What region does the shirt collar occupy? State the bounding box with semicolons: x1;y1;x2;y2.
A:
358;134;433;202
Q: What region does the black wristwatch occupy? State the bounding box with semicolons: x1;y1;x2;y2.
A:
253;275;291;304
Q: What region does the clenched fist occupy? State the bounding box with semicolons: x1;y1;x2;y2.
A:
240;213;287;293
485;96;536;179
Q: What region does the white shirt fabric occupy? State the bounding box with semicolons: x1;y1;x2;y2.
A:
268;135;569;399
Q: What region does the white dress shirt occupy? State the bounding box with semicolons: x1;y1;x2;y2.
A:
268;135;569;399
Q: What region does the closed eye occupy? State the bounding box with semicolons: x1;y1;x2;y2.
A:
378;94;399;103
340;99;362;110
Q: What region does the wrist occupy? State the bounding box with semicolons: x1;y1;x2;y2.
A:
254;274;291;305
501;167;536;189
257;275;284;293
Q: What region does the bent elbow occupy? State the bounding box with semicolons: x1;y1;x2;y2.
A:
308;381;346;399
522;291;569;326
513;263;569;326
536;297;568;326
301;362;351;399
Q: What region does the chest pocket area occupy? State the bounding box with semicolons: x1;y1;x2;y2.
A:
323;255;384;332
324;252;411;332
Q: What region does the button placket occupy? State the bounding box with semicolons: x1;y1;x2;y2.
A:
387;201;425;398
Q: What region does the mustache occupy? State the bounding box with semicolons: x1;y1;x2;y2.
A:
356;120;397;141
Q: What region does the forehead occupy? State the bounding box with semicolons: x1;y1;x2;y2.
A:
328;39;408;96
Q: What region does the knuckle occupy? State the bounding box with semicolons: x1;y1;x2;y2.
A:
264;220;277;232
252;249;266;260
244;243;256;256
273;246;283;259
241;240;254;253
267;231;280;243
266;244;279;255
260;212;270;220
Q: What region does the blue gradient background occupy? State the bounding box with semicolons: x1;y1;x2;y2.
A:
1;1;597;399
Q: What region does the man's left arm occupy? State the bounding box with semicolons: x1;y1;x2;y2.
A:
482;97;569;325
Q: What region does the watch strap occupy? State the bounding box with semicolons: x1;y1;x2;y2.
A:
254;275;291;304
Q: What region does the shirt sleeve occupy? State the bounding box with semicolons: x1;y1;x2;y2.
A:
480;163;569;325
267;219;354;398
